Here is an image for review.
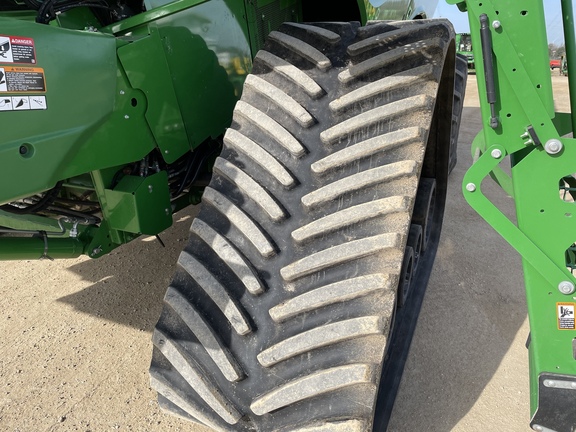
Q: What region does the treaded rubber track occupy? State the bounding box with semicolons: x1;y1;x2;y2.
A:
448;53;468;174
150;19;455;432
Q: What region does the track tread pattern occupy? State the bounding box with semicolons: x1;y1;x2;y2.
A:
301;161;417;210
190;218;265;296
163;286;245;381
257;316;388;367
151;19;454;432
250;364;374;415
177;251;252;336
213;157;288;222
269;274;394;323
233;101;307;158
268;30;333;70
151;329;243;424
201;187;276;258
255;50;325;98
243;75;316;127
292;196;409;244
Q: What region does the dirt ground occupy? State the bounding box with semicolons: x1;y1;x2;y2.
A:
0;72;570;432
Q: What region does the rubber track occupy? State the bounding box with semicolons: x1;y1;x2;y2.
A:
448;53;468;174
151;20;453;431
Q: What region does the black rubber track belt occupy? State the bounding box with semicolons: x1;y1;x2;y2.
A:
150;19;454;432
448;53;468;174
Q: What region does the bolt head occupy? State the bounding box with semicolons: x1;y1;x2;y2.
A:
124;114;130;119
491;149;502;159
533;425;543;432
492;20;501;29
466;183;476;192
148;185;153;193
544;139;563;154
558;281;575;295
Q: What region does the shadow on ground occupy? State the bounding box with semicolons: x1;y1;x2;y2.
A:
57;208;199;332
388;102;529;431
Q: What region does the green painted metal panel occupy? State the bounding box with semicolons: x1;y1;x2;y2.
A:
0;17;159;204
0;237;84;260
0;18;116;203
104;171;172;235
115;0;253;161
0;210;62;232
456;0;576;424
154;0;252;148
365;0;439;20
116;29;191;163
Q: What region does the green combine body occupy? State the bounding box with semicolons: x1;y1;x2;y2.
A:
0;0;575;430
451;0;576;430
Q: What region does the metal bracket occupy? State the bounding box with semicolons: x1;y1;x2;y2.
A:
462;145;573;289
531;374;576;432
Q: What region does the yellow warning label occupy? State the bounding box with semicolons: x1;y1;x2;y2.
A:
557;302;576;330
0;66;45;93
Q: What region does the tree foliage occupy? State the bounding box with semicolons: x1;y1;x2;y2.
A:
549;43;566;59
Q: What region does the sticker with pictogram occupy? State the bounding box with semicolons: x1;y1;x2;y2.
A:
557;303;576;330
0;95;47;111
0;66;45;93
0;35;36;64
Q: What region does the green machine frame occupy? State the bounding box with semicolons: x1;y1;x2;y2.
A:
451;0;576;429
0;0;293;259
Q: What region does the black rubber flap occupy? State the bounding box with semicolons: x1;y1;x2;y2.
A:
530;373;576;432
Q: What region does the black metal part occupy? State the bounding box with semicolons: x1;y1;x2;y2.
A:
0;1;30;11
479;13;499;129
530;374;576;432
527;125;542;146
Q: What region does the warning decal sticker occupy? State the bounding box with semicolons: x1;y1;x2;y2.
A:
0;35;36;64
0;96;47;111
0;66;46;93
557;303;576;330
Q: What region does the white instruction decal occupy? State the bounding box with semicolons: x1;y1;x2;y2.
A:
557;303;576;330
0;35;36;64
29;96;46;109
0;95;46;111
0;68;6;92
0;97;12;111
12;96;29;110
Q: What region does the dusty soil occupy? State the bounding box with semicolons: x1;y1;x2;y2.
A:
0;72;570;432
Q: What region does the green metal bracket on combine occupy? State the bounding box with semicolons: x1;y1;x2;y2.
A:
103;171;172;235
0;0;256;261
450;0;576;428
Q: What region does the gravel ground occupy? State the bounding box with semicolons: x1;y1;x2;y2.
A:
0;73;570;432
